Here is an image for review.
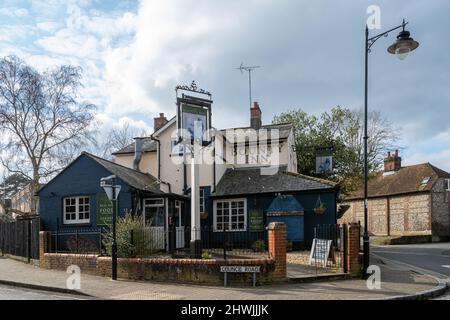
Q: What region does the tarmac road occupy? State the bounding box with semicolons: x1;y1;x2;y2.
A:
372;242;450;278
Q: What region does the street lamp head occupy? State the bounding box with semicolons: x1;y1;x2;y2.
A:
387;27;419;60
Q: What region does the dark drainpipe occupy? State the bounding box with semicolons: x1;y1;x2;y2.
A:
133;137;144;171
212;135;216;192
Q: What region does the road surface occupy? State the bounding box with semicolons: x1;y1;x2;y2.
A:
0;285;87;300
372;242;450;300
372;242;450;278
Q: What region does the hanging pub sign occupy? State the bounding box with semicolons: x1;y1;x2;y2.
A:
315;146;333;174
176;81;212;147
96;193;113;226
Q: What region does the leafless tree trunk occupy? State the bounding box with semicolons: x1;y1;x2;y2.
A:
0;56;97;214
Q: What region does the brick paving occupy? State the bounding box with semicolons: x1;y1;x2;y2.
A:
0;255;441;300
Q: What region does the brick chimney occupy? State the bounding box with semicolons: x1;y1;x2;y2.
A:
384;149;402;172
153;113;168;132
250;102;262;130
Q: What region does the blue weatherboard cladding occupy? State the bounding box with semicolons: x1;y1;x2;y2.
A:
266;195;304;212
267;215;304;242
39;154;134;231
205;190;336;247
266;195;305;242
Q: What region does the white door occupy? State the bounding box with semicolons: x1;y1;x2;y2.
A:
175;200;185;248
144;198;165;250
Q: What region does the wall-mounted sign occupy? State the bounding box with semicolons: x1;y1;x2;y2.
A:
96;193;113;226
249;209;264;232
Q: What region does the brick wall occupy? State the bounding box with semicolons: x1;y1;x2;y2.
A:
346;223;361;275
267;221;287;280
39;231;279;285
97;257;275;285
43;253;99;275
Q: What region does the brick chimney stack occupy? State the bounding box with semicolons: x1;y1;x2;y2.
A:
154;113;168;132
384;149;402;172
250;102;262;130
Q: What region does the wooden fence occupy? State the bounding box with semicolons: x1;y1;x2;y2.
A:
0;217;40;261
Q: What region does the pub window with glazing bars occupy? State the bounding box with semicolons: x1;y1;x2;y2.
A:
214;199;246;232
63;196;90;224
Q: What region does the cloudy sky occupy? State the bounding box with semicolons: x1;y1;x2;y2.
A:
1;0;449;171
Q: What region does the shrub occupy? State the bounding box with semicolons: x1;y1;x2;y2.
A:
102;211;157;258
202;251;212;259
251;239;267;252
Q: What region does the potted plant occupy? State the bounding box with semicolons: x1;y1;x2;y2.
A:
200;211;209;219
313;196;327;215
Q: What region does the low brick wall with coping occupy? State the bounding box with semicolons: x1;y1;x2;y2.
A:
43;253;99;275
97;257;276;285
39;230;279;285
39;221;362;284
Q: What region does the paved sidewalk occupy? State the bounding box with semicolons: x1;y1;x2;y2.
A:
0;256;441;300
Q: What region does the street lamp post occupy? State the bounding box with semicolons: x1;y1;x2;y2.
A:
363;19;419;277
100;175;121;280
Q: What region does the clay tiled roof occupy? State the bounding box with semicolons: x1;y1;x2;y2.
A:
345;163;450;200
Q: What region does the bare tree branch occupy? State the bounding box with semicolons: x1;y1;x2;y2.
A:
0;56;97;214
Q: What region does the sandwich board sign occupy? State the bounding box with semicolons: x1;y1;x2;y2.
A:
309;238;333;267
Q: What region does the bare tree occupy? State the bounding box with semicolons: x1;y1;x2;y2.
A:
343;109;400;173
0;56;97;214
96;122;147;160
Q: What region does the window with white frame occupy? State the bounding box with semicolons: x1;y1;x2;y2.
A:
144;198;165;227
63;196;90;224
445;179;450;191
214;199;246;232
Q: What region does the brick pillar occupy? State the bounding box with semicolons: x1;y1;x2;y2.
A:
39;231;49;268
346;223;361;275
267;222;287;279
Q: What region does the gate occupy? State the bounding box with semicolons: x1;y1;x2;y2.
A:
311;224;348;273
0;216;40;262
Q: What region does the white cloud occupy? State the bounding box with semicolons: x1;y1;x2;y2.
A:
0;7;28;17
95;113;152;133
36;21;61;32
101;0;243;116
404;148;450;172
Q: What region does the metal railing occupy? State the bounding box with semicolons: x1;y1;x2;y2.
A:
48;227;103;254
128;226;269;260
43;225;268;260
311;224;347;273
